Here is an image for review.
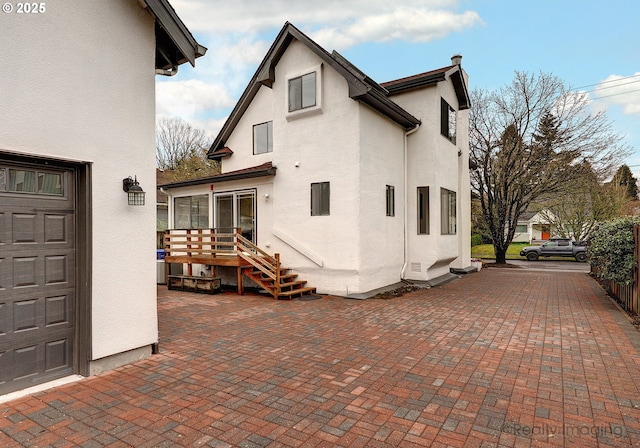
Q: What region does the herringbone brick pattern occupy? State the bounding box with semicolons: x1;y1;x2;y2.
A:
2;269;640;446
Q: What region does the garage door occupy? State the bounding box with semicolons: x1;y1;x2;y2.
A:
0;163;76;395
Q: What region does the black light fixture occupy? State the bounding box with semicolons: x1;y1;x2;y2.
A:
123;176;145;206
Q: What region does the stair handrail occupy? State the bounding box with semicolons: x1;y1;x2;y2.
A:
236;233;277;265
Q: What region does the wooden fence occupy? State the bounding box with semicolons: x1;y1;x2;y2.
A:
595;226;640;315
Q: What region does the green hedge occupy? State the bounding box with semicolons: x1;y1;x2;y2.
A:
588;216;640;285
471;234;483;247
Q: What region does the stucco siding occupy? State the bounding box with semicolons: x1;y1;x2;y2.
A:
357;105;406;292
1;0;158;360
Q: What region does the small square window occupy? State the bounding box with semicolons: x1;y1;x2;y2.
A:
311;182;330;216
386;185;395;217
253;121;273;154
289;72;316;112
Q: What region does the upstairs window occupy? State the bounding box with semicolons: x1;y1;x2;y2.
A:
386;185;395;217
311;182;330;216
253;121;273;154
289;72;316;112
440;98;456;144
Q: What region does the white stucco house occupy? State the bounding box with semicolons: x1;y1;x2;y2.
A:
161;22;472;297
0;1;205;396
512;210;554;243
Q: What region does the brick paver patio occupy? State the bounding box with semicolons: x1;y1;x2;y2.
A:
2;268;640;447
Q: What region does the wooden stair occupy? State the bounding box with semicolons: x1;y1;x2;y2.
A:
236;235;316;300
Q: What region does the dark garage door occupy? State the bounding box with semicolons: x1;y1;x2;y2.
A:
0;162;76;395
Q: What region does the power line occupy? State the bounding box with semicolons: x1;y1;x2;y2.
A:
591;87;640;100
573;73;640;90
582;79;640;94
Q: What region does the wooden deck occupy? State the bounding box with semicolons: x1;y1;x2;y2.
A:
164;229;316;299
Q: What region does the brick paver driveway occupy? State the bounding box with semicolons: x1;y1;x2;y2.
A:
2;268;640;447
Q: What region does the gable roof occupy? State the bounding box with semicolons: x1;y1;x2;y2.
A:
208;22;422;155
159;162;277;189
142;0;207;69
381;65;471;110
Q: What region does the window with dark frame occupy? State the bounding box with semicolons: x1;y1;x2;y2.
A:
289;72;316;112
440;188;457;235
174;194;209;229
440;98;456;144
253;121;273;154
311;182;330;216
417;186;429;234
386;185;395;217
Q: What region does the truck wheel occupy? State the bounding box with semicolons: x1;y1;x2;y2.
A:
575;252;587;262
526;252;539;261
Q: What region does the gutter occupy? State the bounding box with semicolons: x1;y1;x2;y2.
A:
401;124;420;280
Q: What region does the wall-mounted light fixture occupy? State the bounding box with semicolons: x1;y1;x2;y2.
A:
123;176;145;206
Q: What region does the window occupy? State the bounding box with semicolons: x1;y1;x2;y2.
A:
417;186;429;234
311;182;330;216
174;194;209;229
440;98;456;144
0;167;63;196
515;224;528;233
289;72;316;112
440;188;457;234
253;121;273;154
386;185;395;217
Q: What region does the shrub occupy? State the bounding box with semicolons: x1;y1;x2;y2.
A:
471;234;483;247
588;216;640;284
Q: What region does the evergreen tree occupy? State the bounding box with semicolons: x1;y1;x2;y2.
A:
612;164;638;200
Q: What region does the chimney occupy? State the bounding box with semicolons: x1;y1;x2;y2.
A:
451;54;462;66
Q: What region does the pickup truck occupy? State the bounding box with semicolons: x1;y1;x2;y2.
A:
519;239;587;262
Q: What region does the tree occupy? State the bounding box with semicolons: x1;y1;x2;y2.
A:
538;162;629;241
470;71;630;264
156;116;219;181
612;164;638;200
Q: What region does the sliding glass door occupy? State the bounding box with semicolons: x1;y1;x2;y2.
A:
214;190;256;243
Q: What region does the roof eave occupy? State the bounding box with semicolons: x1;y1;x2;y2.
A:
143;0;207;68
159;165;277;189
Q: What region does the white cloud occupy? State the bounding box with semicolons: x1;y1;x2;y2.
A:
155;79;234;118
593;73;640;116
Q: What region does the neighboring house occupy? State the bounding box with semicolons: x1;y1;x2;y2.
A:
0;1;205;396
512;210;554;243
161;22;472;297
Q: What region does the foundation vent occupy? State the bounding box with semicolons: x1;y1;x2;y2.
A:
410;262;422;273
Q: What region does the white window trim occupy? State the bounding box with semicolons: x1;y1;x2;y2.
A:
285;63;323;121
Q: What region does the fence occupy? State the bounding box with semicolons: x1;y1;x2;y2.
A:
594;226;640;315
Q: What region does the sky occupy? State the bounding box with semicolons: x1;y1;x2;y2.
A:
158;0;640;175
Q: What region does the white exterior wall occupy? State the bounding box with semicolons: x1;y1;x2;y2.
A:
357;106;406;292
392;74;471;280
1;1;158;360
268;42;363;295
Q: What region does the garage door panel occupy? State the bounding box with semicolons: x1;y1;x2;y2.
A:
45;255;68;285
14;344;39;380
45;295;70;327
44;214;69;243
13;298;39;332
13;257;38;288
12;214;37;243
45;339;71;372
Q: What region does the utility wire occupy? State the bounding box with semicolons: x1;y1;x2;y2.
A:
573;73;640;90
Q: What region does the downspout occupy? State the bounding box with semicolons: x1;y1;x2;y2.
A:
401;124;420;280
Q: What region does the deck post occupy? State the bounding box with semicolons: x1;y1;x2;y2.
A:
275;253;281;299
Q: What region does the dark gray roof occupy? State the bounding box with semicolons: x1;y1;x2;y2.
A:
159;162;276;189
208;22;423;155
143;0;207;69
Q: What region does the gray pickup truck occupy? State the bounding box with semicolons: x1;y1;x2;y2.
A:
519;238;587;262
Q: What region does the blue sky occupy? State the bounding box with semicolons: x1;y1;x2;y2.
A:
160;0;640;174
